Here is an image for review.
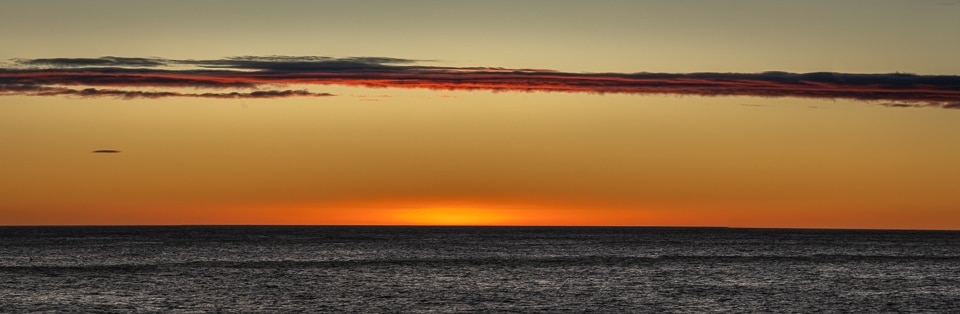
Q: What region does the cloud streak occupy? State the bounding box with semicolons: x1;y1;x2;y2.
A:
0;84;332;99
3;56;960;106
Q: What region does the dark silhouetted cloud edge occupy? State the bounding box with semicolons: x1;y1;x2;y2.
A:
2;56;959;106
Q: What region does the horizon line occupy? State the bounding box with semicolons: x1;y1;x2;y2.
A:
2;224;957;232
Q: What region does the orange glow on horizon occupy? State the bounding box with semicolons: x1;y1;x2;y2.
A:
390;207;513;226
2;200;960;230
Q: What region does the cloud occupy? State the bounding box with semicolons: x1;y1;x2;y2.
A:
14;56;168;68
2;56;960;106
10;56;421;71
879;101;960;110
0;84;332;99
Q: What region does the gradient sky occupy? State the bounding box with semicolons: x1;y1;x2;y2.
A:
2;1;960;229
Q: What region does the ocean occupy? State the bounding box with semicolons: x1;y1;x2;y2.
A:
1;226;958;312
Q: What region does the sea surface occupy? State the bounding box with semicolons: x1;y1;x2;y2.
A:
1;226;958;313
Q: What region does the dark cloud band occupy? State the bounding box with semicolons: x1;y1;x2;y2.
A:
0;84;332;99
2;56;959;106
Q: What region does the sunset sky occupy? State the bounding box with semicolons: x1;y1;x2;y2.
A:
2;0;960;229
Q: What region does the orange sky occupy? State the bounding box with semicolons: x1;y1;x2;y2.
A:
4;199;958;230
2;1;960;229
3;90;959;229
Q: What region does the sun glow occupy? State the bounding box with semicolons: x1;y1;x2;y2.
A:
392;207;514;226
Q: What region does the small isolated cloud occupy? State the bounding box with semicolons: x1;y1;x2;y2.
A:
2;56;960;107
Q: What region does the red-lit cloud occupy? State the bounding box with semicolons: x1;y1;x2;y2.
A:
3;56;959;106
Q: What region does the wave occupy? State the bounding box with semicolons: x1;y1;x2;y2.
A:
5;254;960;272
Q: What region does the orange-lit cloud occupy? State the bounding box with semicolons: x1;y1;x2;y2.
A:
3;56;960;105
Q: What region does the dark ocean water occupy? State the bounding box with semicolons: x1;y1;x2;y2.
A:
1;227;958;313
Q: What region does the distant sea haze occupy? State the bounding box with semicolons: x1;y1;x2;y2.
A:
2;226;959;312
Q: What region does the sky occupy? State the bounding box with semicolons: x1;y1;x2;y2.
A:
2;1;960;229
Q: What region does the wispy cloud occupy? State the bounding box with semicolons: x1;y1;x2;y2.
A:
15;57;168;68
3;56;959;106
0;84;332;99
879;101;960;110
